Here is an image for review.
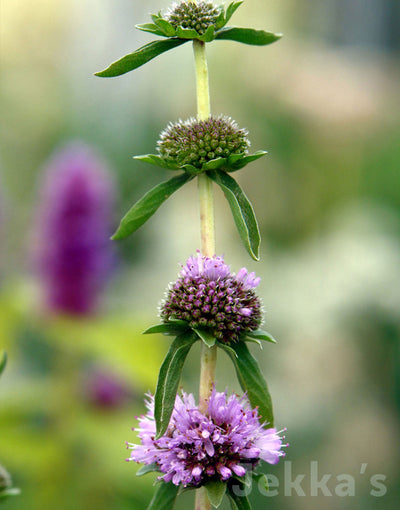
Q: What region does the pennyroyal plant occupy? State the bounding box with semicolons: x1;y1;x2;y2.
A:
97;1;284;509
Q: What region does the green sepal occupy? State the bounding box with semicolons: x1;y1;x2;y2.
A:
142;321;190;336
154;332;198;438
146;481;179;510
224;1;244;26
95;38;188;77
133;154;180;170
136;463;160;477
205;480;227;508
193;328;216;348
112;173;193;240
215;27;282;46
208;170;260;261
135;23;168;37
223;341;274;427
246;329;276;344
227;481;252;510
228;151;268;172
0;351;7;376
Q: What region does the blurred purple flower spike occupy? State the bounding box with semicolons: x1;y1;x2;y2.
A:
36;142;115;315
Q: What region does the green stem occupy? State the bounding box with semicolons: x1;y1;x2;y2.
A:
193;38;216;510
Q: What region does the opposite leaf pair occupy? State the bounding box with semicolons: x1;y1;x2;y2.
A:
96;1;281;78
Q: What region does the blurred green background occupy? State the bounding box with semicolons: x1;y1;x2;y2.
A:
1;0;399;509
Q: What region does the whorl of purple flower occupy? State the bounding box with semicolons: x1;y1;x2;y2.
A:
36;142;115;315
126;388;286;487
161;253;262;343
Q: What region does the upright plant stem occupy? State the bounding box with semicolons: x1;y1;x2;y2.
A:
193;38;216;510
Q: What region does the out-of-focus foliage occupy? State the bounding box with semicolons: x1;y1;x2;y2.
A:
0;1;399;509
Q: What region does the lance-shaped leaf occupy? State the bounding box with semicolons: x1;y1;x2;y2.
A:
147;481;179;510
227;481;252;510
136;463;160;477
224;1;244;25
142;321;190;336
193;327;216;348
246;329;276;344
206;480;227;508
223;341;274;427
135;23;168;37
154;332;198;438
208;170;260;261
0;351;7;376
216;27;282;46
95;38;188;77
112;173;193;240
134;154;180;170
228;151;268;172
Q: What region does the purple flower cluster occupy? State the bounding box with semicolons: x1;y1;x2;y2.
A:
35;142;114;315
127;388;285;487
161;254;262;343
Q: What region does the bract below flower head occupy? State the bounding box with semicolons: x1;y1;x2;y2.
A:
161;253;262;343
157;115;250;171
166;1;221;35
127;388;286;487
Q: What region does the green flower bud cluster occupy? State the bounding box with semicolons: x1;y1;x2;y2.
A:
158;115;250;169
165;1;220;35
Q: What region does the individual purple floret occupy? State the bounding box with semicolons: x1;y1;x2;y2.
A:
161;253;262;343
127;388;286;487
35;142;114;315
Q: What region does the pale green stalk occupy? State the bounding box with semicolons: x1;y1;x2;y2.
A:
193;38;216;510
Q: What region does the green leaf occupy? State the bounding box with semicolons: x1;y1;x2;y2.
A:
112;173;192;240
208;170;260;261
154;18;177;37
227;482;252;510
137;463;160;476
193;328;216;348
216;27;282;46
176;26;201;40
203;157;227;171
142;322;189;336
215;9;226;30
0;351;7;376
217;342;238;358
95;38;188;77
154;332;197;438
205;480;227;508
0;488;21;499
246;329;276;343
229;151;268;171
251;472;269;492
147;481;179;510
227;153;245;165
135;23;168;37
133;154;180;170
244;337;263;348
198;25;216;42
225;341;274;426
224;1;244;25
181;163;203;175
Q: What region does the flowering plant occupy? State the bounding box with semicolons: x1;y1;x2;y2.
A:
97;1;285;508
